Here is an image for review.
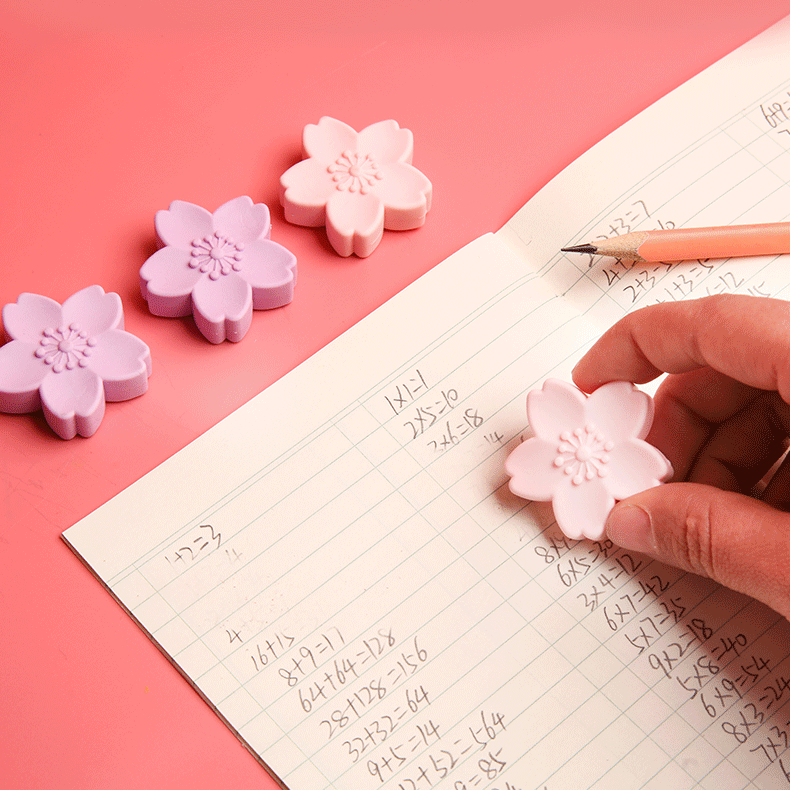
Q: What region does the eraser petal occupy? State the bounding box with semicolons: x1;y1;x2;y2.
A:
605;438;674;500
552;478;614;542
0;341;47;412
326;190;385;258
303;116;358;160
504;437;561;501
213;196;271;243
191;273;253;344
586;380;654;442
86;329;152;401
358;120;413;164
3;293;63;342
140;246;202;316
279;158;336;226
241;239;297;310
155;200;213;248
39;366;105;439
61;285;124;336
527;379;586;440
377;162;433;230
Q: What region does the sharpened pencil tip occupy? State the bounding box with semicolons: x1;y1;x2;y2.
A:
561;244;598;255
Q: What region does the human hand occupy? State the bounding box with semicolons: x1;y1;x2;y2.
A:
572;293;790;619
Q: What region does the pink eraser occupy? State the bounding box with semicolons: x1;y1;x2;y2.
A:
505;378;672;541
279;117;432;258
140;196;297;343
0;285;152;439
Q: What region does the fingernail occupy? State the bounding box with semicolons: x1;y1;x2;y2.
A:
606;504;653;554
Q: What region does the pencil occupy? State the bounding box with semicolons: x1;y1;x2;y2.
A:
561;221;790;262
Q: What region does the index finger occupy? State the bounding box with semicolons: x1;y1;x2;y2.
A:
572;294;790;399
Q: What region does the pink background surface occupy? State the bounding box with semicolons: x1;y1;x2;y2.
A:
2;2;788;787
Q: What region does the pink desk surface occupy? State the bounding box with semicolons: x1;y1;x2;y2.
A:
2;1;788;787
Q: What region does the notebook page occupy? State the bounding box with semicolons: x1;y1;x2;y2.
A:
498;14;790;331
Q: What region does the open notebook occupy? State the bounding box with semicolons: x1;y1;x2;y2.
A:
64;15;790;790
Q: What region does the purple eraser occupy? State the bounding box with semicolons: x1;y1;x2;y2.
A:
505;378;672;541
279;117;432;258
0;285;152;439
140;196;297;343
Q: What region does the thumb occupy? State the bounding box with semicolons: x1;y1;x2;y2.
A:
605;483;790;620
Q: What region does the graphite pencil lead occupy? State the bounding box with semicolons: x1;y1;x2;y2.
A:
561;244;598;255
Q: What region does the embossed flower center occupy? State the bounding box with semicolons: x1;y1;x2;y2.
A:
36;324;97;373
553;423;614;486
327;150;383;194
190;231;244;280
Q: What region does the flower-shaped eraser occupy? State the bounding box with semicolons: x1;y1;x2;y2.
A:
140;196;297;343
0;285;152;439
505;379;672;541
279;117;432;258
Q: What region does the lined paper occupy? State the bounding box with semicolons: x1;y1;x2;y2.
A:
65;15;790;789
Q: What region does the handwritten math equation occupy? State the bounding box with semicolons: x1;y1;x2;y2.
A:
639;611;790;784
163;523;221;569
577;199;776;311
382;368;490;454
758;89;790;142
384;371;431;416
530;526;790;785
246;619;520;789
313;630;429;757
366;708;509;789
246;628;346;673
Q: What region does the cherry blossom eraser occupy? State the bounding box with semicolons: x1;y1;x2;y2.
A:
140;196;297;343
0;285;152;439
279;117;432;258
505;378;672;541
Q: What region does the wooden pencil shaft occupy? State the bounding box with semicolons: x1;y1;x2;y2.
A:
580;222;790;262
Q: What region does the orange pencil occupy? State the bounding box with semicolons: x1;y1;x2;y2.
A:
562;221;790;262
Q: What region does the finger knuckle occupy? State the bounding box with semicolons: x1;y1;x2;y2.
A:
674;499;717;579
